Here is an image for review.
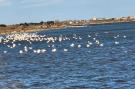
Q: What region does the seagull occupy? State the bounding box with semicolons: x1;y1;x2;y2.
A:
29;47;33;50
3;51;7;54
37;49;41;54
19;50;23;54
24;46;28;52
95;40;100;45
70;43;75;47
86;44;90;48
33;50;37;53
64;49;68;52
88;41;93;45
114;36;117;39
41;49;46;53
99;43;104;47
52;48;57;52
115;41;119;45
123;35;127;38
88;35;91;38
78;44;81;48
93;38;96;40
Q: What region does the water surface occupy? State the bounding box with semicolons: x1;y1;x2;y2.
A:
0;22;135;89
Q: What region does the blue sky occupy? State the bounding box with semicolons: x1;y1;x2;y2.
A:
0;0;135;24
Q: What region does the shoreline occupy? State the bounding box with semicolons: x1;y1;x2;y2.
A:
0;20;135;35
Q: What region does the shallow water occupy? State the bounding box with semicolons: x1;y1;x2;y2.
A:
0;22;135;89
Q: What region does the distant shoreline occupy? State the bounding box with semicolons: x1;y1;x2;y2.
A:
0;16;135;35
0;21;134;35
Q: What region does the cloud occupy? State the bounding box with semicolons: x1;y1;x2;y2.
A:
20;0;64;8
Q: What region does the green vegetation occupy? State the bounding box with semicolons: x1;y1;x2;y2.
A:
0;24;7;27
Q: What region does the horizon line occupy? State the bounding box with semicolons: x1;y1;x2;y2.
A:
1;15;135;25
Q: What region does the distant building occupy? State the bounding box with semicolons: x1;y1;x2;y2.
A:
114;18;120;20
97;18;106;20
127;16;135;20
69;21;73;24
120;17;127;20
91;17;97;20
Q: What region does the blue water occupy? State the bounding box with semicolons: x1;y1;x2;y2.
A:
0;22;135;89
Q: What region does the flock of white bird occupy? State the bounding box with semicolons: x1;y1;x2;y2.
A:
0;32;127;54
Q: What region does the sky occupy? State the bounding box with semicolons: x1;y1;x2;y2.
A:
0;0;135;24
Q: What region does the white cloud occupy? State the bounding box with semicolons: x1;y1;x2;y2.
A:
20;0;64;8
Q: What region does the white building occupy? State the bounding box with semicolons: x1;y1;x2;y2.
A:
91;17;97;20
128;16;135;20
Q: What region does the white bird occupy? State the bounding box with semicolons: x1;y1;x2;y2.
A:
115;41;119;45
79;36;82;40
41;49;46;53
70;43;75;47
19;50;23;54
64;49;68;52
117;35;120;37
10;43;16;48
52;48;57;52
29;47;33;50
88;41;93;45
18;43;21;46
95;40;100;45
123;35;127;38
99;43;104;47
88;35;91;38
3;51;7;53
33;50;37;53
24;46;28;52
78;45;81;48
86;44;90;48
93;38;96;40
37;49;41;54
59;37;62;42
